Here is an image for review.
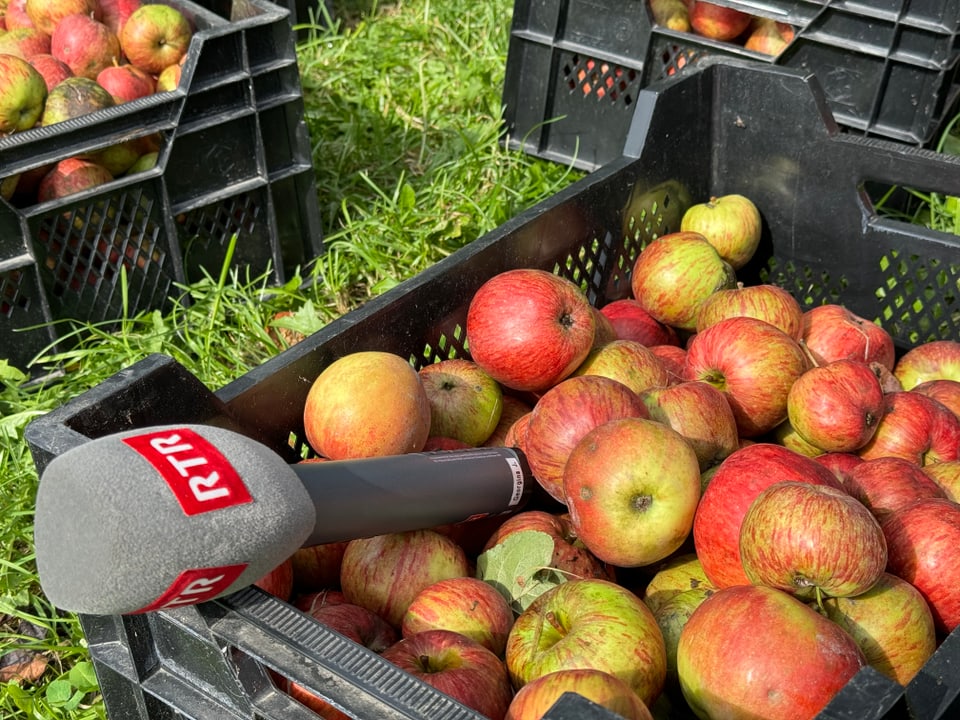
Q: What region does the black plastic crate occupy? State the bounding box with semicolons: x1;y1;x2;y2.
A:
25;62;960;719
0;0;323;374
502;0;960;170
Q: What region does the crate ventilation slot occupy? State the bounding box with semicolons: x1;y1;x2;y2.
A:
563;54;638;107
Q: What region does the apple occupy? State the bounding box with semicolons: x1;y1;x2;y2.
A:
692;443;842;589
695;282;803;340
24;0;100;36
786;359;885;453
418;358;503;447
522;374;649;503
598;298;680;346
293;589;347;614
483;509;613;580
679;194;762;270
41;76;114;126
340;529;469;628
303;351;431;460
689;1;752;41
125;149;157;175
0;53;47;133
154;61;180;92
505;578;666;708
640;380;739;471
563;416;701;568
0;174;20;201
381;629;514;720
4;0;35;31
91;138;143;176
739;481;887;599
274;675;351;720
483;395;533;447
651;585;714;692
502;410;531;454
27;53;72;91
923;460;960;502
37;157;113;202
744;17;795;55
51;13;120;80
99;0;141;36
881;497;960;633
590;306;618;348
912;378;960;420
801;304;896;370
812;451;864;488
844;455;946;519
683;316;810;437
676;585;866;720
505;668;654;720
649;344;686;383
641;552;714;617
307;601;398;654
96;62;154;103
822;571;937;686
465;268;596;393
648;0;690;33
120;3;191;74
0;27;51;58
631;231;737;331
290;540;348;592
771;417;823;457
253;557;294;602
401;576;514;657
893;339;960;389
857;390;960;465
570;339;671;395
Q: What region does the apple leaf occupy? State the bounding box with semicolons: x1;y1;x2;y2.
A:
475;530;566;615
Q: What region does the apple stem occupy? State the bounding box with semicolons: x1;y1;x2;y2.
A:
814;586;826;615
544;610;565;635
798;338;821;368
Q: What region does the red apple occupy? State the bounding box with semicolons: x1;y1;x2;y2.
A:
683;316;810;437
649;344;686;383
893;339;960;389
51;13;120;80
679;194;762;270
381;629;514;720
0;27;51;58
307;601;398;653
640;380;739;471
739;481;887;599
96;62;154;103
506;668;654;720
631;231;737;332
482;510;614;582
340;529;469;628
483;395;534;447
923;460;960;502
275;675;351;720
598;298;680;346
37;157;113;202
293;589;347;614
771;417;823;457
844;455;946;519
253;557;294;601
571;339;671;395
801;304;896;371
744;17;795;55
590;306;618;348
881;497;960;633
27;53;72;91
402;576;514;657
676;585;866;720
812;451;864;488
522;374;649;503
0;53;47;133
99;0;141;36
695;282;803;340
290;540;348;592
418;358;503;446
564;416;701;567
912;378;960;420
505;578;667;708
120;3;191;74
688;1;753;41
303;351;431;460
465;268;596;393
822;571;937;686
24;0;100;36
4;0;35;30
502;411;531;454
692;443;842;589
857;390;960;465
786;359;885;453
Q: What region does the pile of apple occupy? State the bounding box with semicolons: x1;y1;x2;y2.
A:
650;0;795;57
0;0;193;205
254;193;960;720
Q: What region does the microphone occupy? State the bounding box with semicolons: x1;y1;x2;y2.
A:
33;424;533;616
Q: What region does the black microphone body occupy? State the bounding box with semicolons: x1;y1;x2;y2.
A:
33;424;532;616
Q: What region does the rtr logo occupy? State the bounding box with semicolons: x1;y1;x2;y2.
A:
123;428;254;515
135;564;248;613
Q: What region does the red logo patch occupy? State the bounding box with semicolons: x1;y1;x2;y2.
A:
135;564;248;613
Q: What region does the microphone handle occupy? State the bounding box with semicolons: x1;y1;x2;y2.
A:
292;447;534;545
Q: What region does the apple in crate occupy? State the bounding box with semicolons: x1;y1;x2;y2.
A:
642;552;714;617
677;585;866;720
308;601;398;653
0;27;52;58
37;158;113;202
41;76;114;126
506;578;667;708
801;304;896;370
689;2;753;41
51;13;120;80
418;358;503;447
844;456;946;519
913;378;960;420
466;268;596;393
894;339;960;389
813;451;863;486
97;63;155;103
744;17;795;55
4;0;35;31
483;395;533;447
598;298;680;346
0;54;47;133
923;460;960;502
100;0;143;35
120;3;192;74
506;668;654;720
381;629;514;720
155;62;181;93
253;557;294;601
27;54;72;92
570;339;671;395
858;390;960;465
24;0;100;36
695;282;803;340
290;539;348;592
680;194;762;270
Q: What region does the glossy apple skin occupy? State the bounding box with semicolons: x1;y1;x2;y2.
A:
308;601;398;653
677;585;866;720
812;451;864;488
483;395;534;448
881;498;960;633
505;668;655;720
894;339;960;389
688;1;753;41
120;4;192;74
695;282;803;339
801;304;896;371
598;298;680;347
523;374;649;503
571;339;671;396
0;54;48;133
679;195;762;270
402;576;515;657
506;578;667;708
381;629;514;720
844;456;946;519
563;417;701;567
822;571;937;686
631;231;737;332
340;529;470;628
253;557;294;602
683;316;810;437
642;552;714;617
290;540;348;592
912;378;960;419
857;390;960;465
923;460;960;502
692;443;841;588
739;481;887;599
51;14;120;80
465;268;596;393
650;344;687;383
787;359;885;453
418;358;503;446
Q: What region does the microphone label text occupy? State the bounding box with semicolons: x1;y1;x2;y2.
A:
135;563;249;613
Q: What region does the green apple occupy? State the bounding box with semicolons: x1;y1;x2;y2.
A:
0;53;47;133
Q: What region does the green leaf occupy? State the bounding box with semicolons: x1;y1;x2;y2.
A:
67;662;98;693
398;182;416;212
0;359;28;386
476;530;566;614
4;681;34;714
45;679;73;706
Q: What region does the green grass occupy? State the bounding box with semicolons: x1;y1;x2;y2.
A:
0;1;582;717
